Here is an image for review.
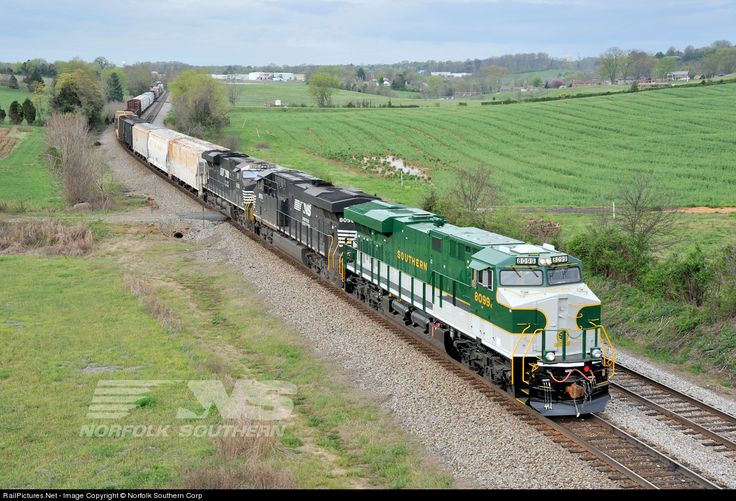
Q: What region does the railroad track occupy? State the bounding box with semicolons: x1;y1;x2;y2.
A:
115;111;725;489
141;91;168;123
343;297;722;490
610;364;736;459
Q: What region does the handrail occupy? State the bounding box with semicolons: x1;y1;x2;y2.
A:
521;328;543;384
597;324;616;380
327;234;334;271
511;324;531;387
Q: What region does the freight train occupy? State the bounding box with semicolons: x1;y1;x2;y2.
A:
125;82;165;116
114;115;616;417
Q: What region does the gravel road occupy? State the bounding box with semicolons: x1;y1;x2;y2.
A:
102;128;736;488
152;98;172;127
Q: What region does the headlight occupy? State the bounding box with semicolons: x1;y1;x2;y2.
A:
591;348;603;359
544;351;556;362
539;257;551;266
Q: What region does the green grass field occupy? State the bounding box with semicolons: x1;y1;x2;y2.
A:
227;82;736;208
0;87;32;113
231;80;635;109
0;226;452;488
232;82;430;108
0;125;62;209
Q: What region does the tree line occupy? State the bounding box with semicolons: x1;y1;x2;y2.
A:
0;56;163;126
597;41;736;83
301;40;735;103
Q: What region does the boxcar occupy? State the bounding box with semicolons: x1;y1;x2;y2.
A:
120;117;144;150
147;128;186;175
167;136;225;193
126;91;155;116
132;123;162;160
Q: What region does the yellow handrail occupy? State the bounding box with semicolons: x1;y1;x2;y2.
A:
338;252;345;283
521;328;543;385
511;324;531;387
590;323;616;380
327;234;334;270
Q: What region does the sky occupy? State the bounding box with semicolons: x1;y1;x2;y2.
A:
1;0;734;66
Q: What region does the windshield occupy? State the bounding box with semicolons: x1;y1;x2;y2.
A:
547;266;581;285
499;268;544;287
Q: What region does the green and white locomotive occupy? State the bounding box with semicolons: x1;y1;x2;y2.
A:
343;201;615;416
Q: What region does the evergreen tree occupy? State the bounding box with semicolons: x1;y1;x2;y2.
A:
8;74;18;89
51;70;104;125
22;98;36;125
0;108;6;123
9;101;23;124
105;71;124;102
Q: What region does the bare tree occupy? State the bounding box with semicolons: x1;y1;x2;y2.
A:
46;113;107;208
447;164;502;226
617;174;677;254
227;84;239;105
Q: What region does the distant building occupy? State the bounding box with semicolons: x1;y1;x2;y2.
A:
211;74;250;81
245;72;300;82
272;72;295;81
667;71;690;82
430;71;473;78
248;72;271;81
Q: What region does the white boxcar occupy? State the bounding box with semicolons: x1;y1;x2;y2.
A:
127;91;155;115
167;136;225;193
147;128;185;174
132;123;162;159
140;91;155;112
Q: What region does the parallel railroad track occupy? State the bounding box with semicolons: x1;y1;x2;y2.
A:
610;364;736;459
118;104;724;489
140;91;168;123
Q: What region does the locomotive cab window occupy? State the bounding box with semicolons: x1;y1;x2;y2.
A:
431;237;443;252
547;266;581;286
479;268;493;289
499;268;543;287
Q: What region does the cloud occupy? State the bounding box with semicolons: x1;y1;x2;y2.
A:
0;0;734;65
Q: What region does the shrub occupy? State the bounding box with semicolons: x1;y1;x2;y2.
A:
8;100;23;125
567;222;648;283
643;246;713;307
707;244;736;318
525;219;562;248
0;221;94;256
0;107;5;123
21;98;36;125
46;112;108;208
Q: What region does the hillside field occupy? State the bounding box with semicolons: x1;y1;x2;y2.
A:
226;82;736;208
0;227;452;488
0;125;61;209
0;87;32;113
229;80;633;109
